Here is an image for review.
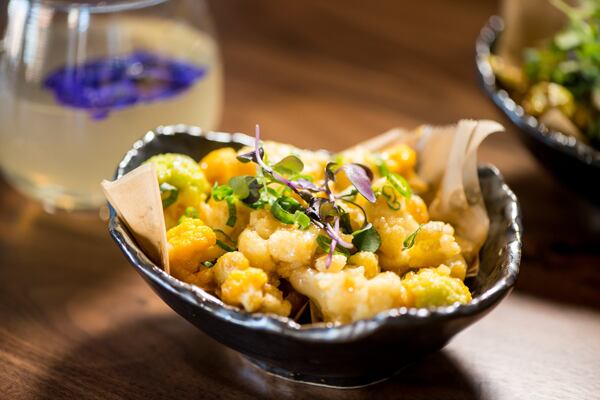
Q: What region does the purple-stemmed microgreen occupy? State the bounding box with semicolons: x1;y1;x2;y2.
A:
227;124;382;267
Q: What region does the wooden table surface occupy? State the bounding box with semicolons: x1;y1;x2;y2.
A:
1;1;599;399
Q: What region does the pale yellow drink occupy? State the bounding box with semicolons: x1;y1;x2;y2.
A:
0;17;223;210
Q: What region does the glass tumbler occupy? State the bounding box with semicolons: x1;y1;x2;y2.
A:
0;0;223;210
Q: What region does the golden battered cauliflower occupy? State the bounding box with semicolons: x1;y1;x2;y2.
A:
367;188;467;278
405;221;467;279
167;218;217;290
314;254;347;273
347;252;380;278
214;252;291;316
237;209;319;278
380;144;416;176
366;193;420;274
156;139;478;325
290;267;409;324
199;147;257;185
199;197;250;240
402;266;472;308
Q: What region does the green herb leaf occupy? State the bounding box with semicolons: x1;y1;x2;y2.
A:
293;210;311;230
316;235;350;256
325;162;338;182
202;261;215;268
229;176;251;199
273;155;304;175
352;225;381;252
159;182;179;208
339;212;353;234
212;184;234;201
403;224;423;250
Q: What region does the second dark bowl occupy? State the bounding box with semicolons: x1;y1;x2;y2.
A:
108;125;522;388
476;17;600;205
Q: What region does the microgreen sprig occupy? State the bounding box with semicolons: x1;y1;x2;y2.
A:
223;125;381;267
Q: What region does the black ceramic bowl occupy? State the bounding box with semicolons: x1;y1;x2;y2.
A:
476;17;600;205
108;124;522;388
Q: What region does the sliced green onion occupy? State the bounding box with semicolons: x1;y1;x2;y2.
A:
271;197;309;229
159;182;179;208
381;185;401;210
216;239;236;252
403;224;423;250
225;197;237;227
387;172;412;199
377;159;412;199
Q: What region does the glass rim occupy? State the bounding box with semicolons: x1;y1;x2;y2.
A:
28;0;169;13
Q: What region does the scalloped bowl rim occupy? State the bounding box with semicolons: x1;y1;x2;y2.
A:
475;16;600;166
108;124;522;343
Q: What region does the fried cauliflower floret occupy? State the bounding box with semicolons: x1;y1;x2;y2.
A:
406;195;429;225
365;192;420;274
146;153;210;228
347;252;380;278
290;267;409;324
406;221;467;277
167;218;217;290
402;266;472;308
237;209;319;278
380;144;428;193
199;147;257;185
380;144;416;176
367;187;466;277
198;197;251;239
366;177;429;224
215;252;291;316
314;254;347;273
238;229;277;273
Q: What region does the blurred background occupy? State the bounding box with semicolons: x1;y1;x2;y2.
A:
0;1;598;399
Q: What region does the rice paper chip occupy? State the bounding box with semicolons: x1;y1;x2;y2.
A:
358;119;504;277
101;163;170;273
419;120;504;276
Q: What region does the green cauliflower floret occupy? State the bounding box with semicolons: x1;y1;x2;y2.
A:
402;266;472;308
145;153;209;228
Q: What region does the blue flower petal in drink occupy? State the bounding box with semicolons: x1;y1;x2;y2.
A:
43;51;207;119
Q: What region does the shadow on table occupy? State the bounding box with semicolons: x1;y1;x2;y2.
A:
0;177;132;325
33;314;482;400
504;170;600;310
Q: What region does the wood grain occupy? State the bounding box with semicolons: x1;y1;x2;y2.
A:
1;0;599;399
